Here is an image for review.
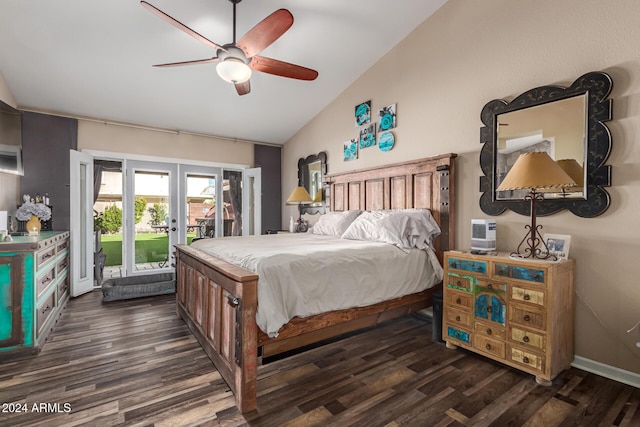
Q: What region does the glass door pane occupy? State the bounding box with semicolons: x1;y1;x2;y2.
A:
125;161;177;276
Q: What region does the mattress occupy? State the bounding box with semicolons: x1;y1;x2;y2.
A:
191;233;443;337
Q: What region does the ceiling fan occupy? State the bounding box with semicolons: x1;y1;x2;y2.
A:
141;0;318;96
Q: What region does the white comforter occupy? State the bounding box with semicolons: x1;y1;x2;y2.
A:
191;233;443;337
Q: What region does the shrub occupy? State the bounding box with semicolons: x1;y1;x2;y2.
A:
148;203;168;226
134;196;147;224
101;205;123;234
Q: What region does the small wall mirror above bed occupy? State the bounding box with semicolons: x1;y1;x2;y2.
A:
479;71;613;218
298;151;327;215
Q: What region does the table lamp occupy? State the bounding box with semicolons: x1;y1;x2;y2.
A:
286;186;312;232
497;152;576;259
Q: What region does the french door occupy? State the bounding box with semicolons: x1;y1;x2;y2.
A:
69;150;94;296
124;161;178;276
71;151;262;285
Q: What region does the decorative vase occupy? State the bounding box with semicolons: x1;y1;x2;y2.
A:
26;214;42;236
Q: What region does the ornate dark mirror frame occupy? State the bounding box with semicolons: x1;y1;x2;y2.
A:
479;71;613;218
298;151;327;215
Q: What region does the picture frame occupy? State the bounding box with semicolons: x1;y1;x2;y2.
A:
543;233;571;260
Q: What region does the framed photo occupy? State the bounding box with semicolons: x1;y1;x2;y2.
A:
543;233;571;260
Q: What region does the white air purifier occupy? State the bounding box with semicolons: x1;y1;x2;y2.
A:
471;219;496;253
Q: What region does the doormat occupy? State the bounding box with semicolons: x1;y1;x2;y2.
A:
102;272;176;302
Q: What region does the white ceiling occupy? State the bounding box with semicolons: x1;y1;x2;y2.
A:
0;0;447;145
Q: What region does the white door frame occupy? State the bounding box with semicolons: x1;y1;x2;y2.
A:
178;164;222;240
69;150;94;296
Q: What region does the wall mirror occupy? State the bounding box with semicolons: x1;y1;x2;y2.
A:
298;151;327;215
479;71;613;217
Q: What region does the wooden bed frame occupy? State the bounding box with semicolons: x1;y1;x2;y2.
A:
174;153;456;412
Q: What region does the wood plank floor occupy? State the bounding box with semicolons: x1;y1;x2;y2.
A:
1;291;638;426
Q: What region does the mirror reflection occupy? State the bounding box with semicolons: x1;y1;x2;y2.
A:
495;94;587;200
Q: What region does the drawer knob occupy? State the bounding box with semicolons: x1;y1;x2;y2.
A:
451;262;458;268
487;283;493;289
456;280;462;286
485;343;492;350
523;356;530;364
523;314;531;322
456;297;461;304
524;294;531;301
523;336;530;343
486;328;492;335
455;315;461;321
487;306;493;313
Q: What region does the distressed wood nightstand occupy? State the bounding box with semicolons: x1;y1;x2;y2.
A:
442;250;575;385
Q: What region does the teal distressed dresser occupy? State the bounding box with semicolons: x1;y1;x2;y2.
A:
442;250;575;385
0;231;70;360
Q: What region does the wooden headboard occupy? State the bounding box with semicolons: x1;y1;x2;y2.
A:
325;153;457;262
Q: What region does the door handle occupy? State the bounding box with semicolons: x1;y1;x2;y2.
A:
171;227;176;232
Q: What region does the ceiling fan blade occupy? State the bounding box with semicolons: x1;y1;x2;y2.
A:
141;1;224;51
237;9;293;58
250;56;318;81
153;57;219;68
235;80;251;96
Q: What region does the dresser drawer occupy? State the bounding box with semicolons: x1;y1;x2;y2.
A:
444;290;473;310
447;257;487;274
36;246;57;269
511;286;545;306
475;319;506;339
56;238;69;253
474;334;505;359
445;307;472;328
57;256;69;273
445;272;474;292
495;263;544;283
36;292;57;335
57;274;70;303
509;304;546;330
510;326;546;351
446;326;471;345
509;346;545;374
36;265;57;297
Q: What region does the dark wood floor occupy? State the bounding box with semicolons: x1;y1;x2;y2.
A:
1;291;638;427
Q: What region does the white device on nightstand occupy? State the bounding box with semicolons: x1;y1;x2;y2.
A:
471;219;496;253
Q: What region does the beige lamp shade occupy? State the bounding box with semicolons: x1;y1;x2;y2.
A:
497;152;577;192
287;186;313;204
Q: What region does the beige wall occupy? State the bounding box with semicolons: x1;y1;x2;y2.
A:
0;70;19;214
283;0;640;375
78;120;254;166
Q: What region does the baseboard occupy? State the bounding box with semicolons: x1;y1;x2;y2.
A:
572;356;640;388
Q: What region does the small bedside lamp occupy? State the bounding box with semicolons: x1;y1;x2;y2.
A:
286;186;312;232
497;152;576;259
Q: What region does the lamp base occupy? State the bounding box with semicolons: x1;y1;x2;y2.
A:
511;224;557;261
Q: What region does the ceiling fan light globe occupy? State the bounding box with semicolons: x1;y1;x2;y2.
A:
216;58;252;83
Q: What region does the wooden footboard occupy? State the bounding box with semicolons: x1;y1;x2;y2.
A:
175;244;259;413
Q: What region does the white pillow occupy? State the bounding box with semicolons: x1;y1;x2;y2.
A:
311;210;361;237
341;209;441;251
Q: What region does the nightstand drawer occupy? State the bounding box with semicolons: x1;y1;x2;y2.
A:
445;272;474;292
510;326;546;351
448;257;487;274
474;334;505;359
509;346;545;374
510;304;546;330
495;263;544;283
475;320;505;339
444;290;473;310
511;286;545;306
445;307;472;328
446;326;471;344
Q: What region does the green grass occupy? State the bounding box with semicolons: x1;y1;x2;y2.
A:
100;233;195;266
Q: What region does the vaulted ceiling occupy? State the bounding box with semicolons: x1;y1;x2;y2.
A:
0;0;447;144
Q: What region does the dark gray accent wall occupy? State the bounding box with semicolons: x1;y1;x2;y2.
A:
21;112;78;231
254;144;281;234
